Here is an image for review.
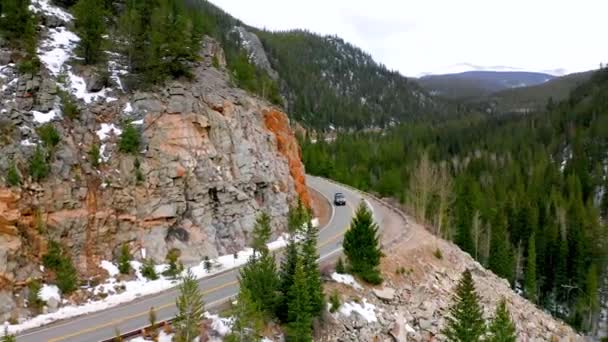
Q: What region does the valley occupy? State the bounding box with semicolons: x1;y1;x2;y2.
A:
0;0;606;341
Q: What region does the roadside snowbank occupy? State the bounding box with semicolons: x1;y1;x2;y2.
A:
5;224;319;335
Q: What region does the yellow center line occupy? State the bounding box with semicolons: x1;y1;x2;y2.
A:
48;280;239;342
48;196;357;342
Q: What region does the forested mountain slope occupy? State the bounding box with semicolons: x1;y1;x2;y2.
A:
257;30;444;129
417;70;555;100
185;1;449;129
302;67;608;333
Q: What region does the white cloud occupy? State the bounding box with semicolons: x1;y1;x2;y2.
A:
210;0;608;76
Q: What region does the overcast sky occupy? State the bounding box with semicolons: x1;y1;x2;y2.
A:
210;0;608;77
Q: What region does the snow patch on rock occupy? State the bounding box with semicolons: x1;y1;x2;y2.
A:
339;299;378;322
331;272;363;290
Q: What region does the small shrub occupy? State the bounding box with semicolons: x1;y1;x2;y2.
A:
88;144;100;167
162;248;183;278
55;257;78;294
43;240;78;294
59;90;79;120
148;306;158;339
203;256;212;273
119;124;140;154
6;162;21;186
434;248;443;260
43;240;64;269
30;146;50;181
329;290;340;313
27;280;45;314
17;57;41;75
336;257;345;274
134;158;144;183
395;266;407;275
140;259;158;280
118;243;131;275
35;209;46;234
212;56;220;68
360;268;383;285
37;124;61;149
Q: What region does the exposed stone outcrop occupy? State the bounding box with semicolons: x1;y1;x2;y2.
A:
0;30;307;321
319;202;582;341
231;26;279;80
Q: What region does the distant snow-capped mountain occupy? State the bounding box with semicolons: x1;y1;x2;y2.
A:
420;63;567;77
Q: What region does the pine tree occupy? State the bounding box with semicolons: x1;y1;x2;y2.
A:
288;199;310;233
118;243;131;275
2;326;16;342
488;298;517;342
118;124;140;154
140;259;158;280
88;144;100;167
251;212;271;254
0;0;36;49
147;306;158;339
73;0;106;65
277;239;299;322
27;280;44;314
173;270;204;342
6;162;21;187
226;286;263;342
239;250;279;316
286;259;312;342
55;254;78;294
30;146;49;182
524;234;537;303
162;248;183;278
489;214;514;284
442;269;486;342
343;202;383;284
302;221;324;316
335;258;345;274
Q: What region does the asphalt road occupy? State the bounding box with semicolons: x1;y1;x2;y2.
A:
16;175;376;342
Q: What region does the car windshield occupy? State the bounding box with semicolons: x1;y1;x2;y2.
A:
335;193;344;198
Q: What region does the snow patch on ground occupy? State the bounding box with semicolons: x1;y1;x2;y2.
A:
129;331;173;342
131;119;144;125
207;312;233;337
66;71;111;104
331;272;363;290
37;27;79;76
124;102;133;113
339;299;378;322
31;110;57;124
39;285;60;302
30;0;73;22
96;123;122;141
5;230;303;335
100;260;119;278
35;1;114;103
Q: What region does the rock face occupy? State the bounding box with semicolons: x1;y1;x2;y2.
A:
0;32;307;321
231;26;279;80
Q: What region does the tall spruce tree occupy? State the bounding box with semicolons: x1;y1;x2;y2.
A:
173;270;204;342
226;286;263;342
442;269;486;342
489;214;514;284
302;221;324;316
286;259;312;342
251;212;271;254
73;0;106;65
488;298;517;342
343;202;383;284
524;234;537;303
277;238;299;322
0;0;36;48
239;251;279;316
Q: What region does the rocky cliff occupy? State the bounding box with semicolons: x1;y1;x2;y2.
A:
0;0;307;322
